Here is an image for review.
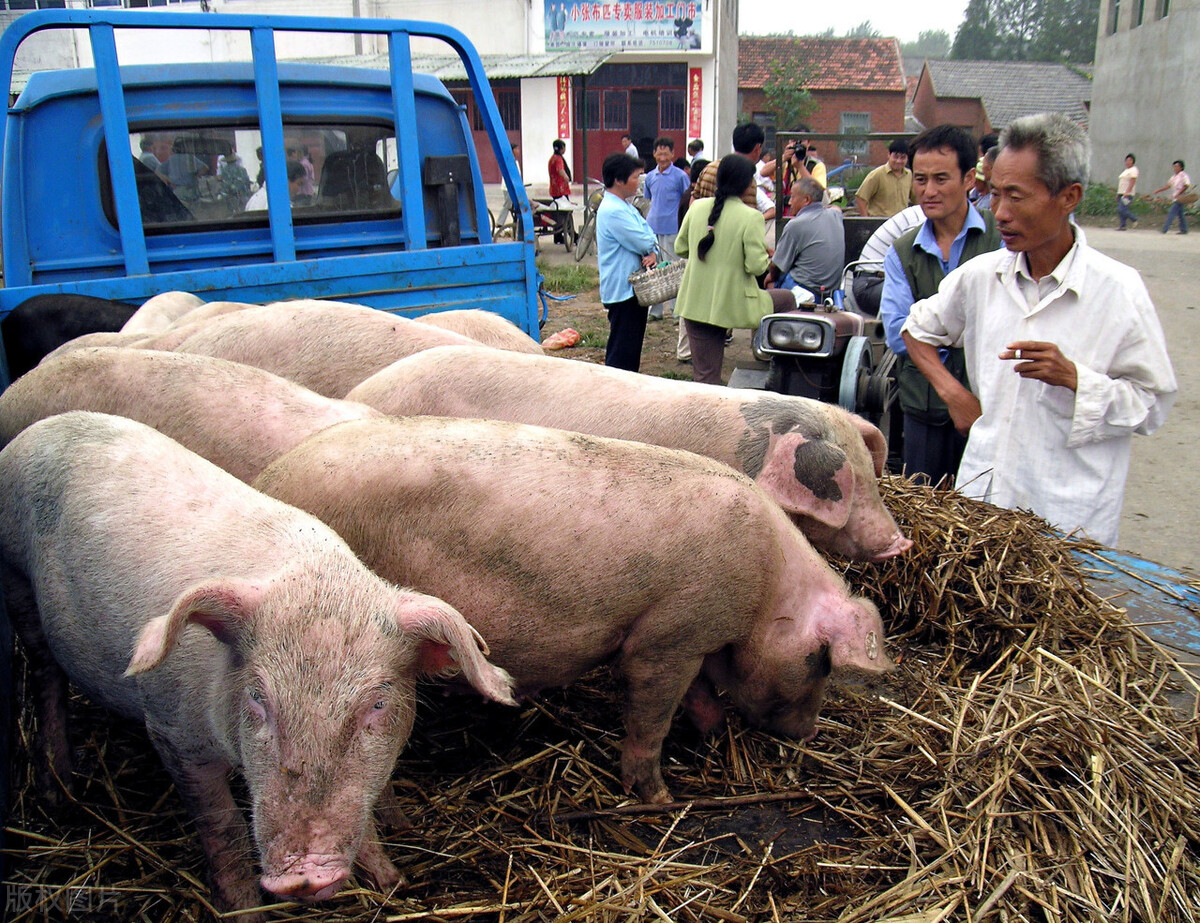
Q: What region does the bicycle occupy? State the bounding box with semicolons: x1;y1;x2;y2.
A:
573;179;604;261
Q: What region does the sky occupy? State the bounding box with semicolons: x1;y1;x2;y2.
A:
737;0;971;45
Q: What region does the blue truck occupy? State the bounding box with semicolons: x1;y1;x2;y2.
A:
0;8;544;388
0;8;544;902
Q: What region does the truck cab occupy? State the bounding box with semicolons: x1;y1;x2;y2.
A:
0;9;542;386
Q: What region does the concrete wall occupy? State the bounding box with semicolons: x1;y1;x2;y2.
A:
1090;0;1200;186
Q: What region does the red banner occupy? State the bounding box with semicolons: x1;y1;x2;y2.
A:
687;67;702;139
557;75;571;139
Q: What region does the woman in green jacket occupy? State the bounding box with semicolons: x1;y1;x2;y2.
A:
674;155;793;384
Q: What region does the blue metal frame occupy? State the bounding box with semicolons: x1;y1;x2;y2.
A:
0;10;540;335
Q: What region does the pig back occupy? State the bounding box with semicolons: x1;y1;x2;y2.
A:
171;301;479;397
0;347;382;482
415;310;543;354
254;415;787;689
346;347;910;562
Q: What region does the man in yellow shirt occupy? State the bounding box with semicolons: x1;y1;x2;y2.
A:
855;138;913;217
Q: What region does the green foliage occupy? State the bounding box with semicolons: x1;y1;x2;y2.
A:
761;62;817;134
951;0;1098;62
656;370;692;380
900;30;952;59
844;20;881;38
537;259;598;294
1077;183;1161;218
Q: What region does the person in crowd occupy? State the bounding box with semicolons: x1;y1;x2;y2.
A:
1153;159;1191;234
596;152;657;372
157;136;209;202
245;158;307;212
286;142;316;201
902;113;1176;545
973;147;997;211
765;177;845;302
643;137;691;321
969;132;999;205
217;152;252;212
881;124;1002;486
548;139;572;207
692;122;765;207
778;136;827;209
855;138;913;217
1116;153;1138;230
673;155;794;385
621;132;639;160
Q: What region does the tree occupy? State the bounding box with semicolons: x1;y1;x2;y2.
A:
844;20;881;38
951;0;1098;62
760;61;817;134
900;30;952;59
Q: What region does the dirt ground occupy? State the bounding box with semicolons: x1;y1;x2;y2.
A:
536;220;1198;576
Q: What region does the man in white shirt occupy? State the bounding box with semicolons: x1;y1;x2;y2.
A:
621;133;639;160
901;112;1177;545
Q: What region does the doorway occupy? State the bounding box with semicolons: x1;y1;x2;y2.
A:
630;89;658;167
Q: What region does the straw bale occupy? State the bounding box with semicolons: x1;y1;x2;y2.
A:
5;477;1199;922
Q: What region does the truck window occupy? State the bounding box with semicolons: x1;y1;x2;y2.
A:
110;123;401;231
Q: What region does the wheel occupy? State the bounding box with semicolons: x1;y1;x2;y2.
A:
561;213;576;252
838;335;873;413
574;213;596;261
487;207;497;241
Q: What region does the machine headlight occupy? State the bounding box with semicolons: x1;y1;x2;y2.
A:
758;315;834;358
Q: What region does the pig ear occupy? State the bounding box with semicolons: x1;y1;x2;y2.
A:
393;596;517;706
849;415;887;478
125;581;263;677
809;594;895;675
757;432;854;530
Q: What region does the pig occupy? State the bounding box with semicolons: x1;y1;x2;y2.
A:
254;416;894;805
37;330;152;364
119;290;205;335
2;293;138;380
168;299;483;397
415;309;543;354
0;412;515;918
345;345;911;562
0;347;383;482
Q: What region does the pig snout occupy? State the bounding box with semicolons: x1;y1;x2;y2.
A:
870;531;913;562
261;861;351;901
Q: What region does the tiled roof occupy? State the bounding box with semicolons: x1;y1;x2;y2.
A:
739;36;906;92
922;59;1092;128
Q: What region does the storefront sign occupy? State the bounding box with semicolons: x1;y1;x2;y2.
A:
557;75;571;138
688;66;702;138
544;1;702;51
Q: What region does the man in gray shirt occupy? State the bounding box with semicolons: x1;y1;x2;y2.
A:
766;177;845;301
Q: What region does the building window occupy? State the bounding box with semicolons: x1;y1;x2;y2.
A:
1108;0;1121;32
603;89;629;131
447;81;520;133
659;89;685;132
839;112;870;159
1135;0;1145;25
751;111;777;152
1158;0;1169;17
574;88;602;131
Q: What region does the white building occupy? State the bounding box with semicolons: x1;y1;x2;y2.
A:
1089;0;1199;186
3;0;739;188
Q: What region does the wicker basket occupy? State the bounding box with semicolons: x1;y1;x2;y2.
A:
628;258;687;307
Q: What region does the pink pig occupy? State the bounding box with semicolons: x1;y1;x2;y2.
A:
0;346;382;482
0;412;514;918
254;416;895;805
346;345;911;561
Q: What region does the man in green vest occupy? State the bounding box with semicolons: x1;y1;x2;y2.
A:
880;124;1002;485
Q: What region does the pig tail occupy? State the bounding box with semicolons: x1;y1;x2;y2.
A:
696;154;756;262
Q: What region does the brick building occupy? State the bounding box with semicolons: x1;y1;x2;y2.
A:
737;36;907;166
910;59;1092;137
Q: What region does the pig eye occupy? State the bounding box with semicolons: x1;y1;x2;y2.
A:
245;686;268;718
372;699;386;711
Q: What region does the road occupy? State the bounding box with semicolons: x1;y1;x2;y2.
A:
1089;225;1198;576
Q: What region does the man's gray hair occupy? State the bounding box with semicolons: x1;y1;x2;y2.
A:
796;176;825;202
998;112;1090;193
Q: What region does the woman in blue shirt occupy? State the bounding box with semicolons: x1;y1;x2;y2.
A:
596;153;658;371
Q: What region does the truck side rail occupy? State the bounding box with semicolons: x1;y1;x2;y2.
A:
0;10;537;319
